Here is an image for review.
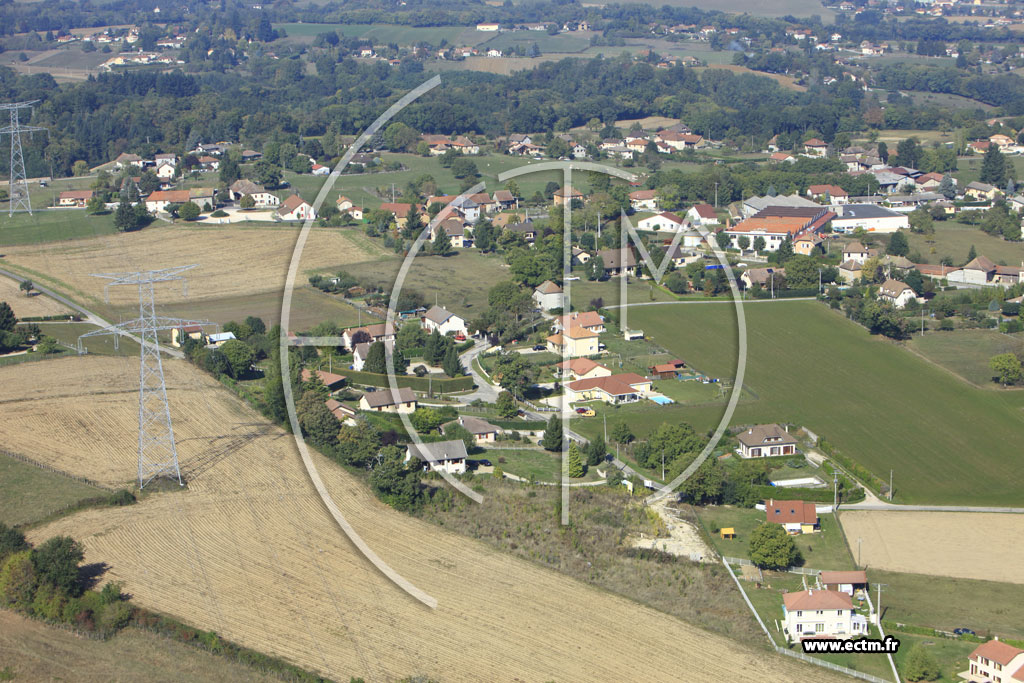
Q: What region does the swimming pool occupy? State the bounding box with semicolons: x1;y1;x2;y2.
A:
649;395;675;405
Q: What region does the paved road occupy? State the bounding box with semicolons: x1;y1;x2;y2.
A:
842;501;1024;513
0;267;183;359
458;340;499;403
604;297;816;309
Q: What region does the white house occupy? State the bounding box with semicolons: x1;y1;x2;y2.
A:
565;373;653;405
961;640;1024;683
637;211;686;232
841;241;872;264
277;195;316;221
144;189;191;213
735;424;798;458
687;203;718;226
764;498;819;534
405;439;468;475
155;161;176;181
422;305;467;336
311;163;330;176
341;322;396;350
229;179;279;207
352;340;394;372
802;138;828;158
877;279;916;308
629;189;659;211
358;387;417;413
782;589;867;643
446;416;500;445
533;280;567;311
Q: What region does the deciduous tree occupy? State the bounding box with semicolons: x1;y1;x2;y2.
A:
749;522;800;570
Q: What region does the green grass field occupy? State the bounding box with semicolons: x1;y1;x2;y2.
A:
479;32;590;54
37;321;141;356
954;155;1024;187
697;506;856;570
908;329;1024;387
482;447;601;482
869;569;1024;640
613;0;835;20
0;209;118;246
159;286;364;331
0;452;108;526
902;220;1024;267
624;300;1024;505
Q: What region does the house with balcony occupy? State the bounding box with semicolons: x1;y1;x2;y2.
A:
782;589;867;642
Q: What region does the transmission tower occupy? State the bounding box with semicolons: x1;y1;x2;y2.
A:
78;266;212;489
0;101;46;217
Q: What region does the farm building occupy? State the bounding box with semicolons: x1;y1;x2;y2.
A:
725;207;833;252
736;424;797;458
782;590;867;642
648;359;686;379
818;570;868;597
207;332;236;348
171;324;204;347
405;439;468;475
764;498;819;535
830;205;909;234
359;387;417;414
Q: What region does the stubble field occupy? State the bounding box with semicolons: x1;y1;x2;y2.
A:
13;355;842;682
842;511;1024;584
0;224;383;317
0;275;72;318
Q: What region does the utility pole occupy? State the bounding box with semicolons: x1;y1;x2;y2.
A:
818;267;822;294
597;210;602;240
833;469;838;510
771;271;775;299
857;537;863;567
714;181;719;209
1;100;46;216
889;470;893;501
875;583;887;625
77;266;211;489
603;414;607;442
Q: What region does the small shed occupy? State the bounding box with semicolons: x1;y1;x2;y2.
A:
720;527;736;539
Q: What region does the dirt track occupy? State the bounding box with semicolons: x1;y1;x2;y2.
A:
12;356;844;682
842;510;1024;584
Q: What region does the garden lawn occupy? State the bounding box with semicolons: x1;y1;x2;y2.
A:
0;453;109;526
697;506;855;570
907;328;1024;387
901;219;1024;269
627;300;1024;505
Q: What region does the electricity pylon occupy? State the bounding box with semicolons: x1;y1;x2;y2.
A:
78;266;211;489
0;101;46;216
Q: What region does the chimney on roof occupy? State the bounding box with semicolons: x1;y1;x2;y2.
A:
748;428;753;434
784;424;789;432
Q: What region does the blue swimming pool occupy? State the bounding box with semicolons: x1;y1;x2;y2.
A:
650;395;675;405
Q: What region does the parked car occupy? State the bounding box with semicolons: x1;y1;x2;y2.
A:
477;459;492;467
575;407;595;417
532;344;546;351
953;628;976;636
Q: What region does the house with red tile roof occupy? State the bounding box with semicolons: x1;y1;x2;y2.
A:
564;373;652;404
962;640;1024;683
686;203;719;226
277;194;315;221
782;589;867;642
763;498;819;534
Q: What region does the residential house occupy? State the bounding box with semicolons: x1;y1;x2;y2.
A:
687;203;718;226
171;324;204;347
300;368;347;391
324;398;357;424
342;322;396;350
197;156;220;172
229;179;279;207
446;416;500;445
277;194;316;221
405;439;467;474
736;424;797;458
961;640;1024;683
145;189;192;213
188;188;216;211
114;152;144;169
629;189;659;211
965;181;1000;201
505;220;537;243
155;160;176;181
571;247;591;265
553;187;583;207
556;311;605;334
379;202;421;229
597;248;638;277
914;172;948;191
842;241;871;264
311;163;330;176
830;205;908;234
438;218;472;248
741;267;784;290
769;152;797;164
58;190;93;208
782;589;867;642
656;130;704;150
546;326;599;358
358;386;417;414
877;279;916;308
637;211;686;232
802;138;828;158
989;133;1015;148
422;306;467;336
838;260;862;284
352;340;394;372
555;357;612;381
793;232;825;255
764;498;819;534
818;570;868;597
241;149;262;162
564;373;653;405
492;189;518;211
337;196;355;211
807;184;849;204
943;255;1024;287
533;280;567;311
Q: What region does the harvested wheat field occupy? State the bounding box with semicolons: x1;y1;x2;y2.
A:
9;356;843;682
841;511;1024;584
0;225;381;311
0;275;72;318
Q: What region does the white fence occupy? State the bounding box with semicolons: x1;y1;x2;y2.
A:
722;556;822;576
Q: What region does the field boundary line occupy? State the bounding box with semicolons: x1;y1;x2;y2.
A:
0;446;116;491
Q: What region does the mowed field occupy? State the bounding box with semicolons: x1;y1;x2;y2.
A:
842;511;1024;585
627;301;1024;505
0;224;383;319
902;221;1024;268
0;610;285;683
610;0;836;21
908;329;1024;387
0;275;72;318
14;356;841;682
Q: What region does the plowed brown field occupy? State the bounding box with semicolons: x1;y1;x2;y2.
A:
12;356;842;682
